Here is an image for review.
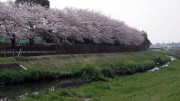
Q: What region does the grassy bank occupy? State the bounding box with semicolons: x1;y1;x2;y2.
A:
22;59;180;101
168;50;180;59
0;51;170;85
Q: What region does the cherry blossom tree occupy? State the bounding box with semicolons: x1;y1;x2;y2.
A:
0;1;26;47
0;2;51;46
59;8;145;45
0;1;150;50
15;3;50;45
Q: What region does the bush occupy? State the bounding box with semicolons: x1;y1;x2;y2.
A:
126;63;138;74
81;62;101;81
101;67;115;78
113;62;128;75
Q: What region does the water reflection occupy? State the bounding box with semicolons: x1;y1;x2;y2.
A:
0;79;84;101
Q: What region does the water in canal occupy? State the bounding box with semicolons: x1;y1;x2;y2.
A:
0;79;85;101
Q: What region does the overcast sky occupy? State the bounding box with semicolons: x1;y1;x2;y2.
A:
2;0;180;43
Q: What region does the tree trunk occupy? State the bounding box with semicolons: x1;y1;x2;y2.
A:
4;38;7;57
29;38;34;46
10;35;16;57
11;38;16;47
10;38;15;57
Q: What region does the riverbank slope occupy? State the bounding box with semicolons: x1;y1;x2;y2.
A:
0;51;170;85
23;58;180;101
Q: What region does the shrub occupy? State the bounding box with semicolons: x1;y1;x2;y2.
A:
81;62;101;81
113;62;128;75
154;57;161;63
126;63;137;74
101;67;115;78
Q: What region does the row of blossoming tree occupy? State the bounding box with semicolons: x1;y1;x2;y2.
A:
0;1;151;50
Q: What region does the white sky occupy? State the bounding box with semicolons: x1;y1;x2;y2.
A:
1;0;180;43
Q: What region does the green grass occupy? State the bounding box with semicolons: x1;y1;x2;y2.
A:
22;59;180;101
0;51;171;84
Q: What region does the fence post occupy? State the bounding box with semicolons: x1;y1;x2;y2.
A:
18;48;22;57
